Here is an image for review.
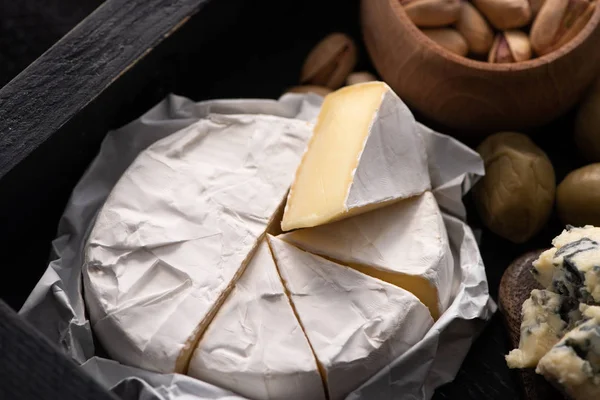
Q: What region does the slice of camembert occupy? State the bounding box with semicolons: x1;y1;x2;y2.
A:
279;191;452;320
267;235;433;400
533;225;600;304
188;240;326;400
506;289;581;368
280;81;430;231
83;114;313;374
536;304;600;399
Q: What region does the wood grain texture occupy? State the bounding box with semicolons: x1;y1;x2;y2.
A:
0;0;210;181
499;249;565;400
360;0;600;137
0;300;118;400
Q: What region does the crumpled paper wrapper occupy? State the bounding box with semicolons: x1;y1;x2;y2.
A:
19;92;497;400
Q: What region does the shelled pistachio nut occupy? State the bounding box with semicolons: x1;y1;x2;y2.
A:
488;30;532;63
422;28;469;56
300;33;357;89
557;163;600;226
473;0;532;30
455;1;494;54
346;71;378;86
474;132;556;243
575;78;600;161
286;85;332;97
402;0;462;27
530;0;595;56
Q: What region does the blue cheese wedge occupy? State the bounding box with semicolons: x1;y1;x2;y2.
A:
506;289;581;368
532;225;600;304
536;304;600;399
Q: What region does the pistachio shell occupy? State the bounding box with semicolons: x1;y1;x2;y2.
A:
300;33;357;89
455;2;494;54
529;0;547;15
403;0;462;27
422;28;469;56
530;0;594;55
286;85;333;97
346;72;378;86
489;31;532;63
473;0;532;29
474;132;555;243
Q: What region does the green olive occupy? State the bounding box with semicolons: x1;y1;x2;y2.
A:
557;163;600;227
474;132;555;243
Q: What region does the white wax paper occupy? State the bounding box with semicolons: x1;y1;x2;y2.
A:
19;92;497;400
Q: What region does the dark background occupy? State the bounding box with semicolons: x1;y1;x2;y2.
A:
0;0;588;399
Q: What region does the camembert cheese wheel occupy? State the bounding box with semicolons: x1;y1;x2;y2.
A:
83;114;313;374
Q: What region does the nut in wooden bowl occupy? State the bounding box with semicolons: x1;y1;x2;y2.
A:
361;0;600;135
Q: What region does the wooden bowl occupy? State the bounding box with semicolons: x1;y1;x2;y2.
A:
361;0;600;137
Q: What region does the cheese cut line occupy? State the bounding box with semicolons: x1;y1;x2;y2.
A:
265;237;331;400
267;234;434;400
188;239;326;400
279;191;453;320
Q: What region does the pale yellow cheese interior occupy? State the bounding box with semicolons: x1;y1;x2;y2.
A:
348;262;440;320
281;82;387;231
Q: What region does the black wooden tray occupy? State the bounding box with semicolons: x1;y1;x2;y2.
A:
0;0;592;399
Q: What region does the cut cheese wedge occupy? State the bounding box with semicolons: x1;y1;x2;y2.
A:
188;240;326;400
279;191;453;320
281;81;430;231
83;114;313;374
267;235;433;400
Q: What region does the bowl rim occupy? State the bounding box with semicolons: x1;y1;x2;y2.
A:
389;0;600;71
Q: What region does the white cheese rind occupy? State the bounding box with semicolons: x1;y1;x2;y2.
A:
536;305;600;400
83;114;313;373
345;87;430;210
188;240;326;400
281;82;431;231
267;235;433;400
279;191;453;319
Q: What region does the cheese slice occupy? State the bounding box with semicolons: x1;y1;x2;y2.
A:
267;235;433;400
506;289;581;368
188;240;326;400
83;114;313;374
536;304;600;400
533;225;600;304
281;81;430;231
279;191;452;320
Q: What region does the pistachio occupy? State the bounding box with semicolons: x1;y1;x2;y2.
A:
557;163;600;226
422;28;469;56
346;71;378;86
575;78;600;161
529;0;547;15
474;132;555;243
530;0;595;56
286;85;332;97
300;33;357;89
455;1;494;54
402;0;462;27
473;0;532;29
488;31;532;63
